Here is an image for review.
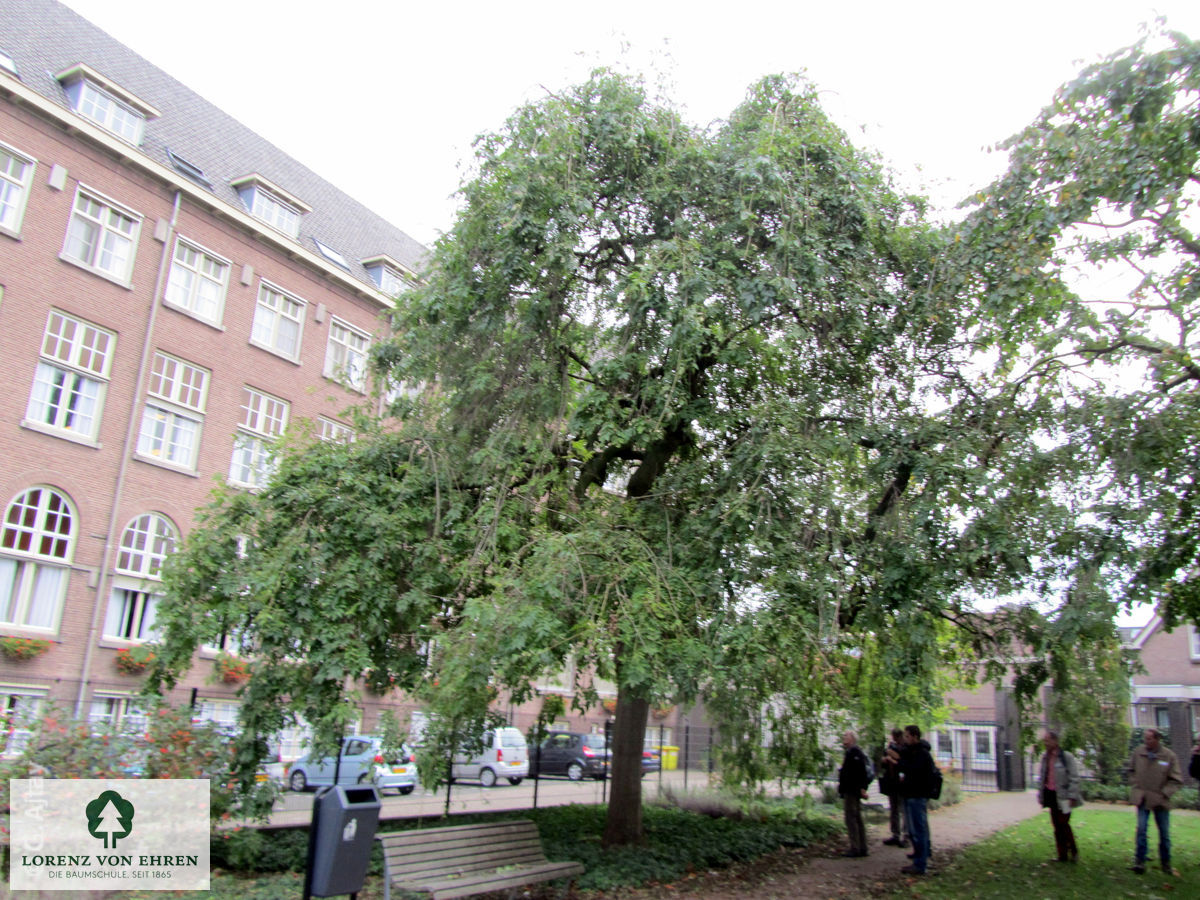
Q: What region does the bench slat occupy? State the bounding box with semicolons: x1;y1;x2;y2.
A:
383;834;542;859
379;821;538;846
399;861;585;900
388;849;544;878
387;849;548;881
385;841;544;872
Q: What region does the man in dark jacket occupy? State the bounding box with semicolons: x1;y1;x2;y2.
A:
897;724;935;875
838;730;871;857
880;728;909;848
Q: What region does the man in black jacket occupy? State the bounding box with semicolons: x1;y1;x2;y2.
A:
881;728;910;848
838;730;871;857
898;724;935;875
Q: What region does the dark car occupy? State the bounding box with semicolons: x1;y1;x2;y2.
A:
530;732;611;781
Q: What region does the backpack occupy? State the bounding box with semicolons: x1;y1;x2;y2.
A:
863;752;875;787
928;761;943;800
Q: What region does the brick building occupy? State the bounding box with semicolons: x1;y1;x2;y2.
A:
0;0;430;756
1125;614;1200;736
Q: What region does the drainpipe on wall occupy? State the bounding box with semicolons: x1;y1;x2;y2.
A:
74;191;181;717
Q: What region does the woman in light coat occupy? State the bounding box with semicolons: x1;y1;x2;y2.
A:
1038;730;1082;861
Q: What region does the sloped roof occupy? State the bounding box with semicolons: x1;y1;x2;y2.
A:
0;0;429;294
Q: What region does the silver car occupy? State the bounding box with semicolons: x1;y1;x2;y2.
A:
451;727;529;786
287;735;418;795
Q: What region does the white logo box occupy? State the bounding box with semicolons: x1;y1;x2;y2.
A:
9;778;210;891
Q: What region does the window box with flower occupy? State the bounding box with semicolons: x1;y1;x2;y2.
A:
0;635;52;661
214;652;251;683
114;644;155;674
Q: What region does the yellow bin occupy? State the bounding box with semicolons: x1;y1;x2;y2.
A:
656;745;679;770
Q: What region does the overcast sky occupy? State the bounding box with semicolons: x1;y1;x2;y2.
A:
60;1;1198;627
61;0;1200;248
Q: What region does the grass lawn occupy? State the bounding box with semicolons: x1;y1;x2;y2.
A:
899;807;1200;898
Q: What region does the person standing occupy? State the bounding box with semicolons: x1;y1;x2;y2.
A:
898;724;935;876
880;728;909;848
1037;730;1081;862
838;730;871;857
1129;727;1184;875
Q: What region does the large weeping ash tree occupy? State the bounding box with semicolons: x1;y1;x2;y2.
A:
374;71;1078;844
152;69;1098;846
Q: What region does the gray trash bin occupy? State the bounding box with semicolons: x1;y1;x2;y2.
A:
305;785;381;898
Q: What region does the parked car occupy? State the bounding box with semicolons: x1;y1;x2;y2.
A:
529;732;610;781
451;726;528;786
641;748;662;776
287;735;418;794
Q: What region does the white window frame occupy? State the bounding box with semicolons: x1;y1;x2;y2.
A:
317;417;355;443
229;387;289;489
89;694;148;734
379;266;410;297
75;81;146;144
24;310;114;444
324;318;370;392
103;581;161;642
0;140;35;238
1189;625;1200;662
194;699;240;730
163;237;229;326
61;187;141;285
1;688;46;758
136;352;208;471
1;487;75;633
250;281;305;361
363;260;412;297
248;188;300;238
115;512;177;579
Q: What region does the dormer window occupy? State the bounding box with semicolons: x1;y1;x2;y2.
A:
362;255;414;297
231;174;309;239
55;64;159;146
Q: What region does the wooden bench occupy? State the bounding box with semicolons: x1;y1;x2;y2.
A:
376;819;585;900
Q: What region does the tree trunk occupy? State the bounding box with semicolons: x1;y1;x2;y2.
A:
603;687;650;847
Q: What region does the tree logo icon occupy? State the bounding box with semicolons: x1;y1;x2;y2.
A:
86;790;135;849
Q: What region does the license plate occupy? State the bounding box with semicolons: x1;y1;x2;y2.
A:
391;766;409;774
508;761;522;766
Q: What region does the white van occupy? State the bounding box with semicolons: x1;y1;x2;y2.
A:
451;726;529;786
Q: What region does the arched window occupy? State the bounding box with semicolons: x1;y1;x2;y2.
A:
105;513;177;642
0;487;74;630
115;513;177;579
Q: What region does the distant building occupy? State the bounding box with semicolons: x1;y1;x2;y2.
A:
1125;614;1200;733
0;0;428;758
933;614;1199;790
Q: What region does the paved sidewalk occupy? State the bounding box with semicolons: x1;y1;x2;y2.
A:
610;790;1045;900
802;790;1043;893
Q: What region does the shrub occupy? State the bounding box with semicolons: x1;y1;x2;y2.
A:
210;826;310;873
205;801;842;887
1079;780;1130;803
819;781;840;805
927;773;963;810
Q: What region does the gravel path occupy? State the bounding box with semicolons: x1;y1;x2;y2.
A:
590;789;1044;899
